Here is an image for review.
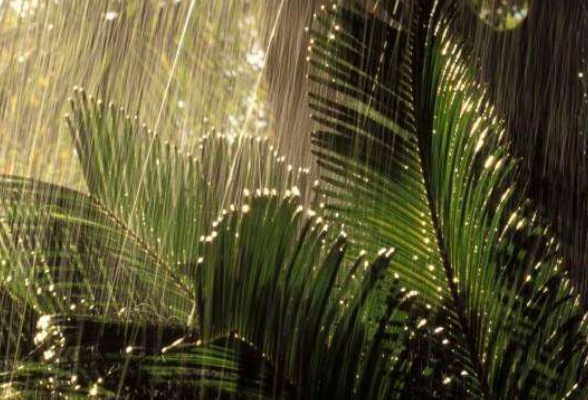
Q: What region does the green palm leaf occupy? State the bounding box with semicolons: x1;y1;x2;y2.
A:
309;2;588;398
0;177;192;323
1;92;427;398
196;191;396;399
67;88;306;269
1;189;419;399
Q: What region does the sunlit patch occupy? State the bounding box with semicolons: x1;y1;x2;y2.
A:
0;383;21;398
104;11;118;21
246;41;265;71
468;0;529;31
9;0;38;17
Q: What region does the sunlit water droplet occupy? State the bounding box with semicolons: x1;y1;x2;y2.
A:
468;0;529;31
104;11;118;21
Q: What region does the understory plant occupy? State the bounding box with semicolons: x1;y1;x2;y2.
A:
0;0;587;399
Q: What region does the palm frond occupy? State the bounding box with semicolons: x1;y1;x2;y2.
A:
308;1;588;398
0;176;194;324
2;88;430;399
67;88;307;269
0;188;422;400
196;190;410;399
5;315;285;399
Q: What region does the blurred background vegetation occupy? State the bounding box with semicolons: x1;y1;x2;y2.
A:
0;0;276;189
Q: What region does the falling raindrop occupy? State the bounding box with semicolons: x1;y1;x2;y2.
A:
468;0;529;31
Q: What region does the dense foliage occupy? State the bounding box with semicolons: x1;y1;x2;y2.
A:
0;0;587;399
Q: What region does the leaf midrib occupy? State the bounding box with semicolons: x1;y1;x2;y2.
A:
412;9;491;397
